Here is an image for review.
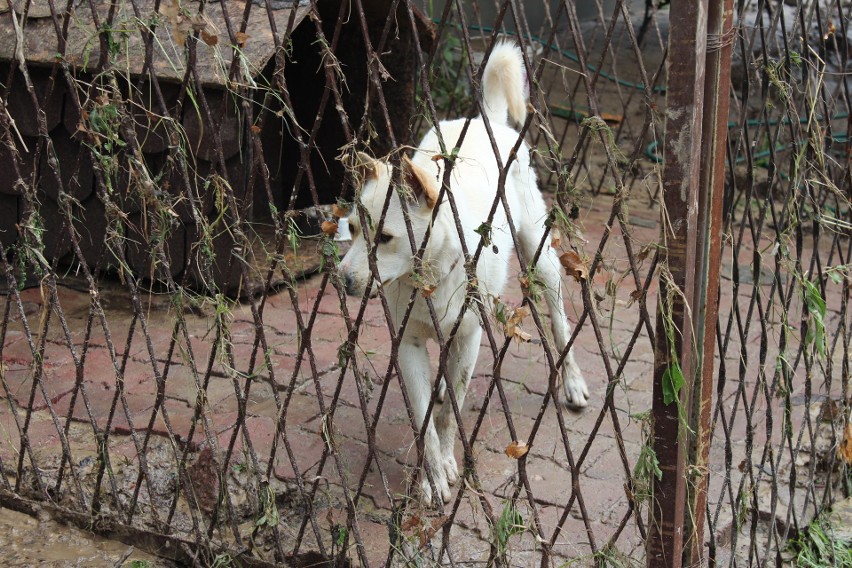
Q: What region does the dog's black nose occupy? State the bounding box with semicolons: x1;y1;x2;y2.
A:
342;272;355;296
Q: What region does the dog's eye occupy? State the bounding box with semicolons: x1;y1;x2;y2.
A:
376;233;393;244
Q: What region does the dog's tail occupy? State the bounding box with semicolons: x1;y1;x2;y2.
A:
481;41;528;126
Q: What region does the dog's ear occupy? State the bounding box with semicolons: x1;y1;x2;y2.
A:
349;151;380;184
402;155;440;209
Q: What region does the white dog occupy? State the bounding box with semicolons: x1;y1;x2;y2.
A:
338;42;588;504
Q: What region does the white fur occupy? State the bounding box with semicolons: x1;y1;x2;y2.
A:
339;41;588;505
482;42;528;126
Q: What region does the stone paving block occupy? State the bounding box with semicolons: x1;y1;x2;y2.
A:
0;366;40;410
248;303;303;339
294;337;345;380
0;191;840;568
326;435;373;491
212;412;280;470
1;289;44;334
0;328;26;354
273;425;327;481
64;378;155;434
40;340;82;374
179;330;223;375
157;362;204;404
80;313;140;355
205;375;244;414
306;313;350;346
147;396;199;443
272;391;322;431
468;446;524;497
0;333;40;370
0;407;64;466
317;505;391;566
298;285;358;319
374;407;417;455
362;452;410;509
548;508;643;564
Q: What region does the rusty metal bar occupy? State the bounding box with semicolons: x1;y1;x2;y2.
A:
683;0;735;565
648;1;709;566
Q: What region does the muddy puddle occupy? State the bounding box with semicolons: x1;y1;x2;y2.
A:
0;506;169;567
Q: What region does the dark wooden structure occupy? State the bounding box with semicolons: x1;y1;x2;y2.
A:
0;0;432;292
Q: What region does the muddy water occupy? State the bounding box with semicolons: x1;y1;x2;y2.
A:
0;506;168;567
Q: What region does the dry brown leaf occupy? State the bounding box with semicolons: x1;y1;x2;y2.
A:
550;226;562;249
838;422;852;465
417;517;448;548
421;284;437;298
234;31;249;46
321;221;338;236
559;250;588;282
401;515;421;532
626;289;643;308
511;328;532;343
818;399;840;422
431;515;449;531
509;305;529;323
431;154;444;162
332;204;349;218
200;29;218;46
504;306;532;343
505;440;529;459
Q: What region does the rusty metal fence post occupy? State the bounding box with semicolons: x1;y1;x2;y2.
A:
648;0;705;560
649;0;735;566
685;0;735;566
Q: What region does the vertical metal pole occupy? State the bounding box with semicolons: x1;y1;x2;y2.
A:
648;1;709;567
684;1;735;566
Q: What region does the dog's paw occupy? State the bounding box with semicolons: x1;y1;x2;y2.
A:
563;375;590;408
443;454;460;486
419;469;452;506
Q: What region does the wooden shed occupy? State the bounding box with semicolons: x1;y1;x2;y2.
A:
0;0;432;293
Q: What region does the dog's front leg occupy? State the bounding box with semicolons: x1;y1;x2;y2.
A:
398;334;451;505
435;326;482;488
536;250;589;407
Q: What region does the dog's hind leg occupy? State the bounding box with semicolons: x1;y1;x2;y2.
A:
435;326;482;487
519;227;589;407
398;332;452;504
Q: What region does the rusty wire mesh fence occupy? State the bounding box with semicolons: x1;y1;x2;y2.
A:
708;1;852;566
0;0;849;566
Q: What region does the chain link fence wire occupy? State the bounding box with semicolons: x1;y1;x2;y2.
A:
0;0;848;566
707;0;852;565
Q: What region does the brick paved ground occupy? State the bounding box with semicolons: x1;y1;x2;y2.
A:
0;190;845;566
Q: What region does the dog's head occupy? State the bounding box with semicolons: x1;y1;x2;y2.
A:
339;152;442;297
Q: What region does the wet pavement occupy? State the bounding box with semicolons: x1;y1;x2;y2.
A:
0;505;166;567
0;189;845;566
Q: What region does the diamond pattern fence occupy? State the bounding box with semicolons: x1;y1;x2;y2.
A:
0;0;850;566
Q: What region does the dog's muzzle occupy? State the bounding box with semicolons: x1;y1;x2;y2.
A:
342;271;358;296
